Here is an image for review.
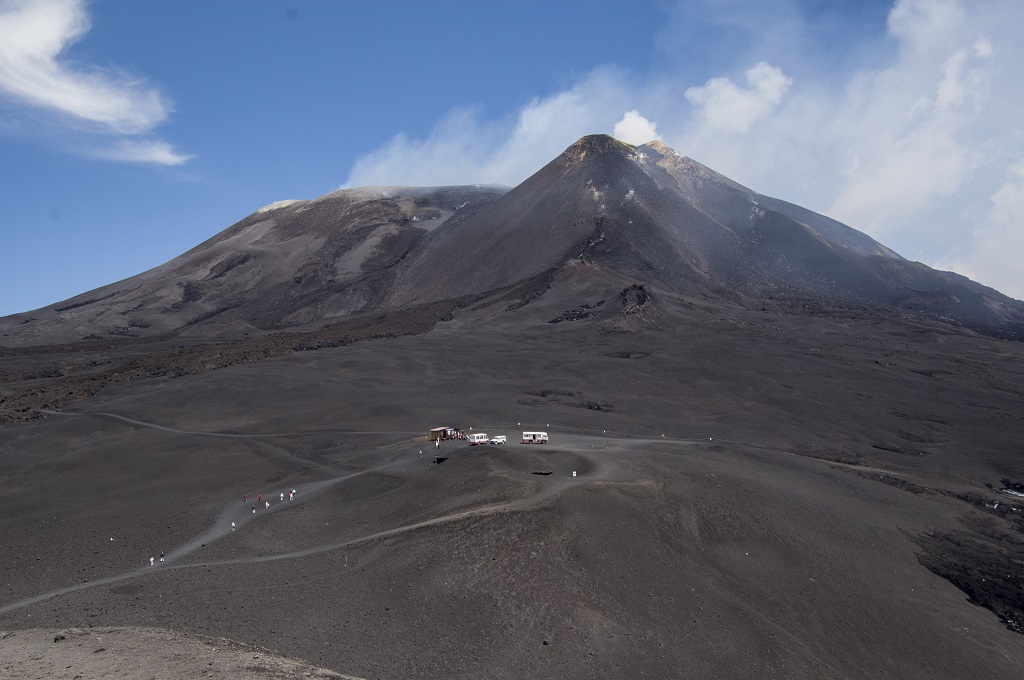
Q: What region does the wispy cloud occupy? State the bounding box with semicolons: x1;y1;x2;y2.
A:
683;62;792;135
86;139;193;165
939;159;1024;299
821;2;996;237
344;67;636;187
343;0;1024;301
0;0;187;164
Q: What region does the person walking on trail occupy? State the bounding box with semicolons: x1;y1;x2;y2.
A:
280;493;284;501
244;494;248;503
265;501;270;509
159;552;164;563
149;557;154;566
231;522;236;531
252;506;256;514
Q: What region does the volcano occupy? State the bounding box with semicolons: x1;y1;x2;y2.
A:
3;135;1022;346
1;136;1024;680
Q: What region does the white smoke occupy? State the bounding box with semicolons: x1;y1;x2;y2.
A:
613;110;660;145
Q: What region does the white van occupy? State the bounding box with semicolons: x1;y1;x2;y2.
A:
522;431;548;444
468;433;489;445
490;436;507;445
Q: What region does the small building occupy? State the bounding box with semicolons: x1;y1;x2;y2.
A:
522;431;548;444
428;427;453;441
418;427;464;443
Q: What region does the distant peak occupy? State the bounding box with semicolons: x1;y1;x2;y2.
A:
256;199;302;214
644;140;677;155
322;186;398;201
567;134;635;158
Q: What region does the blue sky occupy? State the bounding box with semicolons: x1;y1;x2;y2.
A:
1;0;1022;317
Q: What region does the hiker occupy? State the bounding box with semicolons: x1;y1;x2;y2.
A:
243;494;248;503
159;552;165;563
265;501;270;509
231;521;236;531
149;557;154;566
252;506;256;514
280;493;284;501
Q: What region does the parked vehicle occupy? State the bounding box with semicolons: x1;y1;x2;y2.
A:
468;433;489;445
490;436;506;445
522;431;548;444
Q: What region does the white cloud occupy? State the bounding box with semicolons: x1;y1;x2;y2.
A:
0;0;187;163
343;68;634;188
940;160;1024;300
613;110;660;145
821;0;1002;240
683;61;792;135
343;107;497;187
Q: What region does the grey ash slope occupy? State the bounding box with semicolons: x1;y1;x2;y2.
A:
643;142;1024;333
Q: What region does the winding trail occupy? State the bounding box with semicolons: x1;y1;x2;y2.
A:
40;409;421;439
2;413;621;617
41;407;421;476
0;476;568;617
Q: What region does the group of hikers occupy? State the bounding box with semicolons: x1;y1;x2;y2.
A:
243;489;297;512
148;487;300;567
